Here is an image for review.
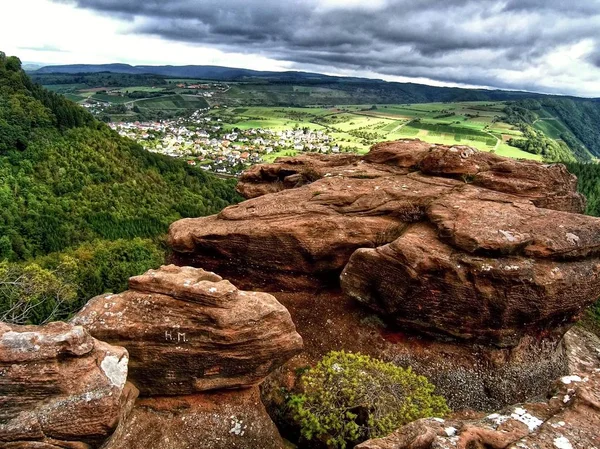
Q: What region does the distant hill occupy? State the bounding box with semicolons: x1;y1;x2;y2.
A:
0;52;240;260
34;63;347;82
30;63;568;99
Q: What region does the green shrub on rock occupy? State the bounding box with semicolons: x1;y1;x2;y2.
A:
288;351;449;448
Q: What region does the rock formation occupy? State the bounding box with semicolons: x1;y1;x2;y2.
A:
101;388;285;449
72;264;303;396
168;139;600;409
356;326;600;449
1;265;302;448
69;264;302;449
0;321;135;448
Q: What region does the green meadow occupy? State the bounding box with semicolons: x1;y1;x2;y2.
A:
211;102;543;160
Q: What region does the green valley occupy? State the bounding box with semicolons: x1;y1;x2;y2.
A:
0;52;240;324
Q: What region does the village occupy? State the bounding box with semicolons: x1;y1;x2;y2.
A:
109;109;341;175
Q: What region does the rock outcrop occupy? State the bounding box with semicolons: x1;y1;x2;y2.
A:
168;139;600;409
72;264;303;396
0;321;135;448
101;387;285;449
356;327;600;449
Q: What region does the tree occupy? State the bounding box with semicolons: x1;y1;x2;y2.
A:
0;236;11;260
0;259;78;324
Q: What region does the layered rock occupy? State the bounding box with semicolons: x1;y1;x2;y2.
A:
356;327;600;449
72;264;303;396
101;387;285;449
168;139;600;408
0;321;135;448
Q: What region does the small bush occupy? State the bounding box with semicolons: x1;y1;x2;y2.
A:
288;351;449;448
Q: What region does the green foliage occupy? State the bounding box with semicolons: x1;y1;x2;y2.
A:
507;124;575;162
0;258;79;325
0;238;164;324
565;162;600;217
0;52;241;261
564;162;600;332
288;351;449;448
541;98;600;158
30;72;168;89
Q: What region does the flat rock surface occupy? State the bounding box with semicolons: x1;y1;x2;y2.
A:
72;265;303;396
0;322;131;447
101;387;285;449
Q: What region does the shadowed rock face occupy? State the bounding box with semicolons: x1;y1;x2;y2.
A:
72;265;303;396
0;322;134;448
168;139;600;409
101;387;285;449
356;327;600;449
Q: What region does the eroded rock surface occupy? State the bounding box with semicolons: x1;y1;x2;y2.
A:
168;139;600;409
169;139;599;346
356;327;600;449
72;265;303;396
0;322;133;448
101;387;285;449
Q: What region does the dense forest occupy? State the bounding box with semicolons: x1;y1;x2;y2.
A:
504;99;599;161
29;72;168;88
0;52;241;323
541;98;600;158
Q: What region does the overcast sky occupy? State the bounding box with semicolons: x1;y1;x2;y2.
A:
3;0;600;97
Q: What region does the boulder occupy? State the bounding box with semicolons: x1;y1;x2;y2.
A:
0;322;134;448
72;265;303;396
238;140;585;213
101;387;285;449
169;171;460;291
341;221;600;347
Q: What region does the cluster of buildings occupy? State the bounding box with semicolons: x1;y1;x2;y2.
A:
109;109;340;175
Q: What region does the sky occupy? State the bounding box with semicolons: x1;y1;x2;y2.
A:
3;0;600;97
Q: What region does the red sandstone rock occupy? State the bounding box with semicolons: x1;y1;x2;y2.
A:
168;139;599;409
72;265;303;396
237;139;585;213
0;322;134;448
356;328;600;449
169;172;460;291
340;222;600;347
101;387;285;449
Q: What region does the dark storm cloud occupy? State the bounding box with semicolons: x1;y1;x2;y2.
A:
589;48;600;68
56;0;600;95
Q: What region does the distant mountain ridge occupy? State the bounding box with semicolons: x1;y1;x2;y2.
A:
33;63;356;83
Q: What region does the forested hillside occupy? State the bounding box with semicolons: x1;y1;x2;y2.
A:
504;98;600;160
0;52;240;323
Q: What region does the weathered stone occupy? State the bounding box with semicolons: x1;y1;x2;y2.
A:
237;139;585;213
0;322;132;448
170;172;460;291
101;387;285;449
72;265;303;396
168;139;600;409
237;152;363;198
355;327;600;449
341;222;600;347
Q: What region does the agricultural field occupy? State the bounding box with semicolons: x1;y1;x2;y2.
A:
135;94;209;110
211;102;543;160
